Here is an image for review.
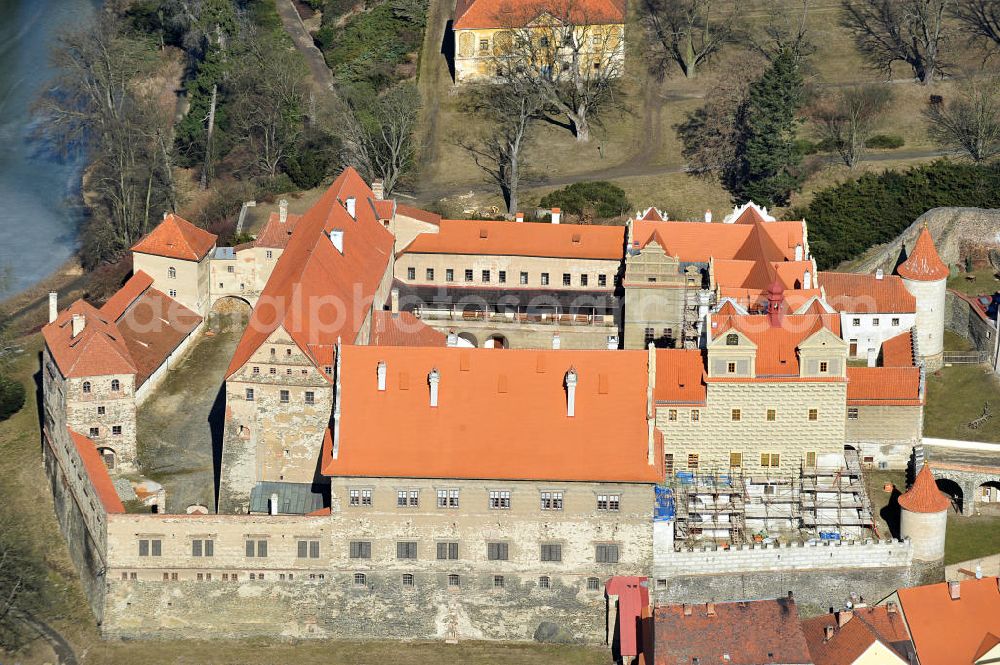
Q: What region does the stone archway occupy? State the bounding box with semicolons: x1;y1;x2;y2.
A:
484;334;508;349
209;295;252;332
97;446;117;470
935;478;964;514
978;481;1000;510
456;332;478;347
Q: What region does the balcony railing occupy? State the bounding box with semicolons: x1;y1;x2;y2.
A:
414;306;615;327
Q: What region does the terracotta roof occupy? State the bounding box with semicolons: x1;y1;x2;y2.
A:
975;633;1000;662
711;312;843;377
898;464;951;513
115;286;202;387
819;272;917;314
42;300;137;378
323;347;663;483
454;0;625;29
633;218;804;265
654;349;707;404
654;598;812;665
847;367;922;406
370;311;448;347
897;576;1000;665
100;271;155;320
68;429;125;514
880;330;915;367
226;168;395;378
255;212;304;249
400;219;625;260
606;576;650;658
638;207;665;221
801;607;914;665
131;213;217;261
897;227;948;282
395;203;442;226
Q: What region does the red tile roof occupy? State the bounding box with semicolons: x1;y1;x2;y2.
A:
801;607;914;665
255;212;304;249
711;312;843;377
395;203;442;226
226;168;395;378
606;576;650;658
819;272;917;313
370;311;448;347
898;464;951;513
100;271;155;320
68;429;125;514
633;218;804;265
43;300;137;378
131;213;217;261
323;347;663;483
454;0;625;29
897;577;1000;665
654;598;812;665
654;349;707;404
400;219;625;260
880;330;915;367
115;286;202;387
847;367;922;406
897;227;948;282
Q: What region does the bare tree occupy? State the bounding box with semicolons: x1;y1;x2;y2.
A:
496;0;625;141
951;0;1000;58
924;78;1000;162
841;0;952;83
642;0;744;78
750;0;815;61
456;77;548;213
811;84;894;167
336;83;421;195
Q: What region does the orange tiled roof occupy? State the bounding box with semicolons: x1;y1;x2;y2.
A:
370;311;448;347
42;300;137;378
255;212;304;249
131;213;217;261
400;219;624;260
115;286;202;387
226;168;395;378
323;347;663;483
880;330;915;367
633;218;804;264
68;429;125;514
898;464;951;513
711;312;842;377
819;272;917;314
654;349;707;404
454;0;625;29
847;367;922;406
897;576;1000;665
897;227;948;282
395;203;442;226
100;271;155;320
801;607;914;665
654;598;812;665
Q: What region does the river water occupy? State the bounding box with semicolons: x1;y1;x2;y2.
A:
0;0;99;296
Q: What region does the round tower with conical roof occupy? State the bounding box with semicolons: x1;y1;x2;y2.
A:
899;464;949;561
897;227;948;370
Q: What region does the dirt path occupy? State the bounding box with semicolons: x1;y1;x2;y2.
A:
276;0;335;92
23;616;78;665
414;0;455;185
409;147;949;205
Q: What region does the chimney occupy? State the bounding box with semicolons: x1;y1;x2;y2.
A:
976;564;983;579
48;292;58;324
837;609;853;627
552;333;561;349
948;581;961;600
795;243;803;261
867;347;877;367
428;368;440;407
390;288;400;315
803;270;812;289
269;492;279;516
515;212;524;223
706;602;716;617
377;360;387;391
330;229;344;254
705;209;712;223
683;604;692;617
71;314;85;338
371;180;385;200
279;199;288;223
447;330;458;347
346;197;357;219
565;368;578;417
824;625;835;641
551;208;561;224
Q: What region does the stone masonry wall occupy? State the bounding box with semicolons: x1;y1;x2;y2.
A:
945;290;998;368
65;373;137;469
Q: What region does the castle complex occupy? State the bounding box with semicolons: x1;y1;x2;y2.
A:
42;168;961;641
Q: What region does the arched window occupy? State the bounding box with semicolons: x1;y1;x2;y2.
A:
167;266;176;279
82;381;91;394
111;379;120;392
726;333;739;346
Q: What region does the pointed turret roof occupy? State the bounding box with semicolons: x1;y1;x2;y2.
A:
897;227;948;282
898;464;951;513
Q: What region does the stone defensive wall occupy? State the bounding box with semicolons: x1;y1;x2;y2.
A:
945;290;999;371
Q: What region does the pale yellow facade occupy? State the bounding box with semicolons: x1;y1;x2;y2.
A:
133;251;212;316
395;253;619;291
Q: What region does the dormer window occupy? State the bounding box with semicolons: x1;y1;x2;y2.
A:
726;333;739;346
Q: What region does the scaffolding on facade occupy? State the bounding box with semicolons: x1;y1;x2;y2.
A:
665;451;878;549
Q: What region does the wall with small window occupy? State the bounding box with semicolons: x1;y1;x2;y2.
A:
64;373;138;469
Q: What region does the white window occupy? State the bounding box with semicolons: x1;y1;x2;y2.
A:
540;491;563;510
597;494;620;511
489;490;511;509
169;289;177;298
848;407;859;420
892;317;900;326
349;489;372;506
873;318;880;327
168;266;176;279
437;489;459;508
397;490;419;507
852;318;860;326
266;250;273;259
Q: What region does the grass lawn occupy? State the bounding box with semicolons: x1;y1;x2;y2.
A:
947;268;1000;297
944;514;1000;566
864;469;907;540
924;364;1000;442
